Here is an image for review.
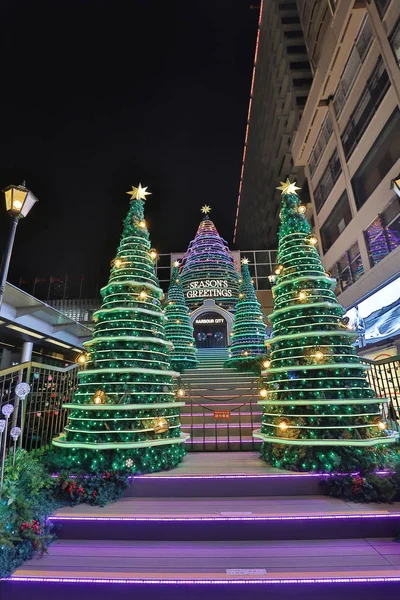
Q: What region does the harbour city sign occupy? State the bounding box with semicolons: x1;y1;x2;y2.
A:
186;279;233;299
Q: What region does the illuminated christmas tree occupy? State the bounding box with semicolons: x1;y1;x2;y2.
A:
180;205;239;311
226;258;266;369
255;179;398;472
165;261;198;372
53;185;187;473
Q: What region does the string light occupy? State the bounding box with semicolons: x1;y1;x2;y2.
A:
308;235;318;246
177;388;185;397
298;291;307;301
76;353;87;365
278;420;289;431
114;258;123;268
314;351;324;362
263;359;271;368
260;389;268;398
92;389;106;405
377;421;387;430
274;265;284;275
149;249;157;260
139;291;147;299
297;205;306;214
138;220;146;228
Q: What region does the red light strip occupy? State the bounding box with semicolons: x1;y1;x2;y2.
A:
233;0;264;244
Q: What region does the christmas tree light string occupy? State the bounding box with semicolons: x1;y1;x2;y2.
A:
53;185;188;473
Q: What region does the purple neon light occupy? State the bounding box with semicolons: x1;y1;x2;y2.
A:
50;470;392;480
3;575;400;585
49;512;400;522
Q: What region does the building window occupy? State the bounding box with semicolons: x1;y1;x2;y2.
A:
390;19;400;67
375;0;390;18
320;191;352;253
313;149;342;213
364;197;400;266
333;17;373;117
352;108;400;209
341;59;390;160
309;114;333;176
331;242;364;293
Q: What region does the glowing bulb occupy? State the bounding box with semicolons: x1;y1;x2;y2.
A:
13;199;23;210
149;249;157;260
243;350;249;356
325;271;331;277
314;351;324;362
138;220;146;228
298;291;307;301
93;389;105;405
175;319;180;324
377;421;387;430
263;359;271;369
308;235;318;245
297;205;306;214
139;291;147;299
177;388;185;397
278;421;288;431
76;354;87;365
274;265;283;275
260;389;268;398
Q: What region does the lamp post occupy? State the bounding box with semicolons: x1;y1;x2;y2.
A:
0;183;39;310
391;175;400;199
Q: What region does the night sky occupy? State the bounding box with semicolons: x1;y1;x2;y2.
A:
0;0;258;298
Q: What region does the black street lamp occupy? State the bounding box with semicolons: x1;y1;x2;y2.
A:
391;175;400;199
0;183;39;309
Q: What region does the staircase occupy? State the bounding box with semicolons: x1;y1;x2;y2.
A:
6;455;400;599
180;348;262;451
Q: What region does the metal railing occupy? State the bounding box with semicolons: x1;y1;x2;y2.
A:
0;361;79;452
360;354;400;432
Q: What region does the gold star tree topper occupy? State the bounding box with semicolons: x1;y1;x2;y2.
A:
201;205;211;214
126;183;152;201
173;260;180;268
241;258;249;265
276;179;301;196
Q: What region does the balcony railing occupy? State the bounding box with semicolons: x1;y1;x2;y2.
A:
0;361;79;453
360;354;400;432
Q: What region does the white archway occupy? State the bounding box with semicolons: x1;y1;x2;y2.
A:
189;299;234;346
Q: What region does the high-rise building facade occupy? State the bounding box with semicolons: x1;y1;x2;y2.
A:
292;0;400;351
234;0;313;248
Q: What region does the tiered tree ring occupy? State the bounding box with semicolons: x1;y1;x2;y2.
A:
165;261;198;372
53;184;188;473
180;205;239;311
254;179;398;472
226;258;267;370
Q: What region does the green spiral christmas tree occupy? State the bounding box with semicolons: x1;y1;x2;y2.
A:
53;184;187;473
226;258;266;369
254;179;398;472
165;261;198;372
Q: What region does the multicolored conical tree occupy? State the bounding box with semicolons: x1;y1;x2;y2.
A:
165;261;198;372
226;258;267;369
254;179;398;472
180;205;239;311
53;184;187;473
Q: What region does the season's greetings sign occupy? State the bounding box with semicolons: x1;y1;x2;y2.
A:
186;279;233;299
